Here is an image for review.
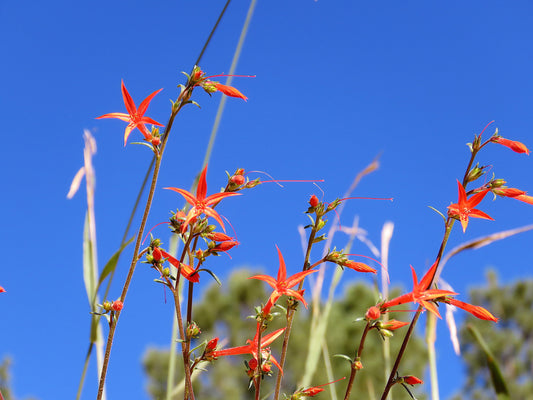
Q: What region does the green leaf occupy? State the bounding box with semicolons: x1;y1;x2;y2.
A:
95;236;134;295
467;324;510;397
82;213;96;306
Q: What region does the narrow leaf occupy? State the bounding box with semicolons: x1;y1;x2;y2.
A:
467;324;510;396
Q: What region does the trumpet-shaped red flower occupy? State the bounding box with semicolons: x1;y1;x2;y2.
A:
97;81;164;146
159;249;199;283
381;261;456;318
249;246;317;314
491;136;530;155
514;194;533;205
211;327;286;371
190;66;251;101
443;298;498;322
447;180;494;233
165;165;241;233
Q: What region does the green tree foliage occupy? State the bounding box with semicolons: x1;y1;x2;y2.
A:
451;270;533;400
143;269;428;399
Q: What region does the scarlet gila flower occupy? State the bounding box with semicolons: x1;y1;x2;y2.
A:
96;81;164;146
297;377;346;397
249;246;317;315
492;187;527;198
159;249;199;283
443;298;498;322
381;261;456;319
447;180;494;233
211;327;286;372
514;194;533;205
165;165;241;233
190;66;251;101
491;136;530;155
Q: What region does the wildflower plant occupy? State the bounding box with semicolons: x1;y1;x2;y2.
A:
63;8;533;400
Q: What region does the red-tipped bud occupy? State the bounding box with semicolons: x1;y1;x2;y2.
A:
493;187;527;198
152;247;162;261
186;321;201;339
112;300;123;311
214;83;248;101
403;375;423;385
344;260;377;274
365;306;381;320
213;240;240;252
207;232;234;242
231;174;245;186
354;360;363;370
515;194;533;205
381;319;409;330
206;337;218;351
309;194;319;208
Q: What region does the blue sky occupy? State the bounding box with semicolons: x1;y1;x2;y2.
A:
2;1;533;399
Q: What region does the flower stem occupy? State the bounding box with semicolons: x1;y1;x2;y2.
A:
96;94;188;400
343;322;372;400
273;216;321;400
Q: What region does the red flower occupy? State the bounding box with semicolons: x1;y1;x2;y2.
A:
96;81;163;146
211;327;286;371
212;82;248;101
190;66;250;101
249;246;317;314
443;298;498;322
299;377;346;397
0;286;5;293
491;136;530;155
447;180;494;233
514;194;533;205
381;261;456;318
343;260;377;274
159;249;199;283
492;187;527;198
165;165;241;233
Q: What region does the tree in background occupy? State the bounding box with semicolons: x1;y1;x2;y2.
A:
451;270;533;400
143;269;427;400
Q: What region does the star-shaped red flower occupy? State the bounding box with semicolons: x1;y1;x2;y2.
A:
381;261;456;318
249;246;317;315
96;80;164;146
447;180;494;233
165;165;241;233
211;327;286;372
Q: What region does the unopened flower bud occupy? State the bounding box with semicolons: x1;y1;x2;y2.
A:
152;247;162;262
309;195;319;208
231;174;245;186
186;321;201;339
112;300;123;311
403;375;423;385
365;306;381;320
354;360;363;370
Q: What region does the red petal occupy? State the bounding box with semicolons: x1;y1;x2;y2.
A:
138;88;163;116
214;83;248;101
196;165;208;200
165;187;198;206
121;80;137;115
